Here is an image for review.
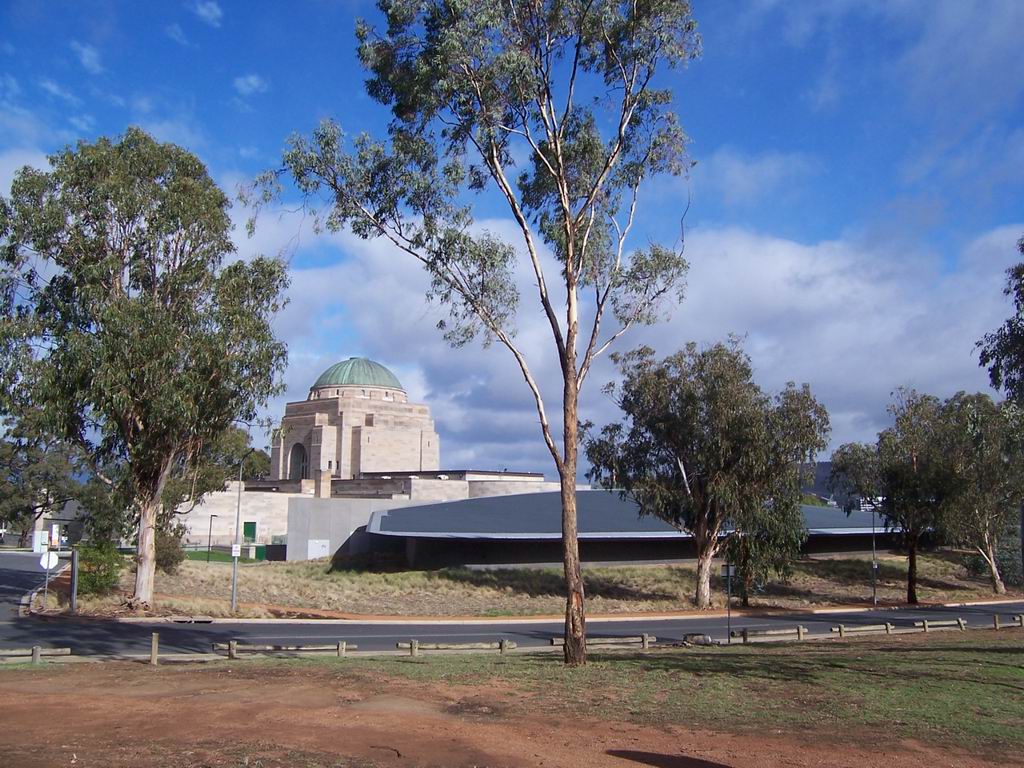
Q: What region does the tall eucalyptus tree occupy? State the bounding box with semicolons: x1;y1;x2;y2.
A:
250;0;699;664
1;128;288;607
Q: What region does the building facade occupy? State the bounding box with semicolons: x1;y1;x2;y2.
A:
268;357;440;495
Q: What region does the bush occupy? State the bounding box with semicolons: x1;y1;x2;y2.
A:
77;542;124;595
156;523;186;574
963;536;1023;588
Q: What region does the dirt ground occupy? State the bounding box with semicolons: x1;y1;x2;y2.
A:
0;659;1013;768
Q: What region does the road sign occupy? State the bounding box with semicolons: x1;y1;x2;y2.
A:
231;544;241;558
721;564;736;577
40;551;59;570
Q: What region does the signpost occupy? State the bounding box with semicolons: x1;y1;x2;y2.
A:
722;563;736;644
40;550;59;607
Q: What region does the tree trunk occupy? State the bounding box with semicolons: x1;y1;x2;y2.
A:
560;376;586;667
132;456;176;608
695;544;715;609
983;542;1006;595
132;493;160;608
906;538;918;605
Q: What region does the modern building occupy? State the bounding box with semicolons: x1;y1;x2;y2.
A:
365;492;900;569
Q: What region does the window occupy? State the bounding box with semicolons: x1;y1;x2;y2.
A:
328;460;332;470
365;414;374;427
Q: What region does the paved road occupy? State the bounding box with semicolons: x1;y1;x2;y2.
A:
1;551;1021;656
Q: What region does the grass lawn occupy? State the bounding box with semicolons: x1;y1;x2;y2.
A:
271;630;1024;754
183;549;257;564
66;548;1022;618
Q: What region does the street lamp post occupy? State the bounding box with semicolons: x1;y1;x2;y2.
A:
230;448;255;613
871;505;878;606
206;514;218;563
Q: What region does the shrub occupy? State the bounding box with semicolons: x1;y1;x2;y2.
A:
156;523;186;574
77;542;124;595
963;535;1023;588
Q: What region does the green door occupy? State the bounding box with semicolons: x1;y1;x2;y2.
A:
243;522;256;543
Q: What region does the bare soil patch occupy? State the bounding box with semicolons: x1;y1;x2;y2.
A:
0;651;1014;768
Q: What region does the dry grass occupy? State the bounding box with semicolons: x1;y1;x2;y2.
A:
69;549;1020;618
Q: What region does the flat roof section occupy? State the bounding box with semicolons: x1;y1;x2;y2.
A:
367;490;888;540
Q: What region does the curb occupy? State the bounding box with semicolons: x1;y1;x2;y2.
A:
102;596;1024;626
20;562;71;618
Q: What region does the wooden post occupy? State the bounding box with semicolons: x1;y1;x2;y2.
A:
837;624;845;638
641;633;650;650
228;640;238;660
499;638;508;656
150;633;159;666
797;626;806;642
31;646;41;665
1016;614;1024;628
337;641;346;657
410;639;419;658
922;620;930;633
741;629;749;644
993;614;1001;631
885;622;893;635
956;618;966;631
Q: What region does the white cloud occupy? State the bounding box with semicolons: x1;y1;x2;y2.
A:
38;78;79;105
192;1;223;28
233;74;268;96
251;208;1023;474
165;23;189;46
68;114;95;134
70;41;103;75
696;147;821;206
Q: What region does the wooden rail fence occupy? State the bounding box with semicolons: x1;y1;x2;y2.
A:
212;640;357;659
550;634;655;649
0;646;71;664
397;640;517;656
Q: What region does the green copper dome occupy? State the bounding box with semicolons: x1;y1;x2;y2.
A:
312;357;404;391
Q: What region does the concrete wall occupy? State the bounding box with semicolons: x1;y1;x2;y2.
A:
467;480;564;498
285;496;424;561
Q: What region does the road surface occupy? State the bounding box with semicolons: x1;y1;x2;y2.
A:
1;550;1020;656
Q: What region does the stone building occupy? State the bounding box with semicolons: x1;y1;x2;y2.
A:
268;357;440;496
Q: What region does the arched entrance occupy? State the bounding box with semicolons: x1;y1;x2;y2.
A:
288;443;308;481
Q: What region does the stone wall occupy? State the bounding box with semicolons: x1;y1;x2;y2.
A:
178;483;300;546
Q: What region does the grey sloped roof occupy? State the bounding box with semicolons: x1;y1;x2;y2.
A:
367;490;886;540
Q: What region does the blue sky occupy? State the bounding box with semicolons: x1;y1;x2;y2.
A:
2;1;1022;475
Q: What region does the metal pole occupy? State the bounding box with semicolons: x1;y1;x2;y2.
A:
230;448;254;613
871;507;878;606
43;548;51;608
726;564;732;645
69;548;79;615
207;514;217;563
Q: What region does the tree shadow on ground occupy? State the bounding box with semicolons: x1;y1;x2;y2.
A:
606;750;731;767
794;557;979;593
433;568;678;602
584;642;1024;692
